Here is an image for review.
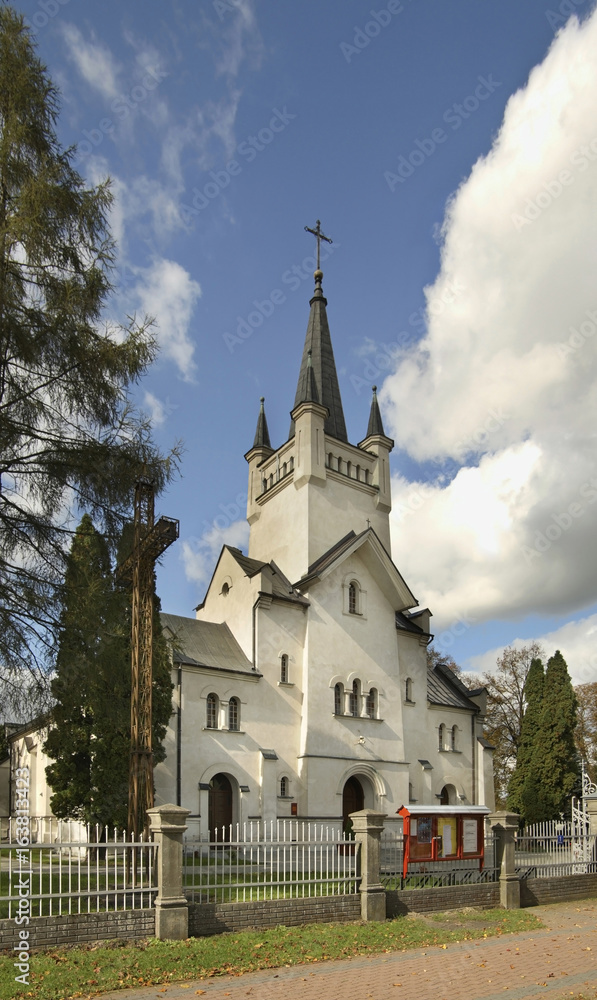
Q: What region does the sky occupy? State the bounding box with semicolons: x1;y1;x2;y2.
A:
17;0;597;684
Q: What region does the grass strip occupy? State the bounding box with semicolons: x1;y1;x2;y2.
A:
0;907;543;1000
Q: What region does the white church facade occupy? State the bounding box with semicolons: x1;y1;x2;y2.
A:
154;262;494;838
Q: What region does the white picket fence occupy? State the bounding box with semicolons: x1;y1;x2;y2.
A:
515;819;597;877
183;820;359;903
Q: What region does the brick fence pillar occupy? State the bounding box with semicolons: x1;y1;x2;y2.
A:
489;811;520;909
350;809;387;922
147;804;190;939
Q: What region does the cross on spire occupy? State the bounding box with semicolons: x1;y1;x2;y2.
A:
304;219;333;270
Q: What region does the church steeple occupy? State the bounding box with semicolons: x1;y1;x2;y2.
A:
366;386;385;438
289;269;347;442
253;396;271;449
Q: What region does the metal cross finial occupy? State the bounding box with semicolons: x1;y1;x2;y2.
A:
304;219;333;270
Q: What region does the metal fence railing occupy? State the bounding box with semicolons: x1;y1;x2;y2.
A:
0;818;156;918
379;831;499;890
183;820;359;903
515;830;597;878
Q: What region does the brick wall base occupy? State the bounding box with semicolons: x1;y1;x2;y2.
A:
387;882;500;916
0;909;155;953
188;894;361;936
521;873;597;907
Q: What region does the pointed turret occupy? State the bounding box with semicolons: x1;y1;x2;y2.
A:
253;396;271;449
289;270;347;442
366;386;385;437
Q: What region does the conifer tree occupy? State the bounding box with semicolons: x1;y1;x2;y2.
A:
527;650;579;821
44;516;172;829
507;657;544;816
0;7;178;711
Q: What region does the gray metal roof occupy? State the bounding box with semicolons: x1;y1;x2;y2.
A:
160;613;254;674
427;664;477;710
366;387;385;437
289;273;348;442
252;397;272;449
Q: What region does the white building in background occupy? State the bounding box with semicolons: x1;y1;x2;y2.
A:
155;263;494;838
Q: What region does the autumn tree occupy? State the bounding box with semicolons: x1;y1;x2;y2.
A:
574;682;597;784
0;7;178;715
43;516;172;829
480;642;545;805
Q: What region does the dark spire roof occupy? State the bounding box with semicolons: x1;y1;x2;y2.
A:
253;397;271;449
289;270;348;442
366;385;385;437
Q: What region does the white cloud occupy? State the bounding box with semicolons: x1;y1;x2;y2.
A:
61;24;121;101
181;520;250;589
131;258;201;379
383;12;597;626
143;391;179;428
467;613;597;686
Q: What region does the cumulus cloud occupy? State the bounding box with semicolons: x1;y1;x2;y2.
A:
385;12;597;627
182;519;250;589
131;258;201;379
467;612;597;686
61;24;121;101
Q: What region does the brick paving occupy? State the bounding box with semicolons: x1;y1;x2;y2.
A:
101;898;597;1000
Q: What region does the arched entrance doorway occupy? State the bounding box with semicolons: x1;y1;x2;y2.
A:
439;784;456;806
208;773;233;839
342;776;364;833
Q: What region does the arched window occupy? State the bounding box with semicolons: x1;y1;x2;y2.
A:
347;461;352;478
349;680;360;717
364;469;370;485
355;465;360;482
348;581;358;614
438;723;446;751
334;682;344;715
366;687;377;719
221;582;229;597
451;725;458;751
280;776;289;797
280;654;289;683
228;697;240;731
405;677;413;702
328;452;333;468
282;462;287;477
337;457;343;474
409;781;414;802
262;478;267;492
269;473;274;488
289;456;294;471
206;693;218;729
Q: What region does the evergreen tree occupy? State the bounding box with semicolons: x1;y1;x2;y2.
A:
524;650;579;823
44;516;172;829
0;8;178;711
506;657;544;816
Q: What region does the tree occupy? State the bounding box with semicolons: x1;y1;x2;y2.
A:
43;516;172;829
525;650;578;822
506;657;544;815
574;682;597;783
480;642;545;805
0;7;178;714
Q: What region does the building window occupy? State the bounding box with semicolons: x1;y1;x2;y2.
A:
206;693;218;729
348;581;358;614
280;654;289;683
364;469;370;485
221;582;229;596
405;677;413;702
334;682;344;715
228;697;240;731
409;781;415;802
349;680;360;717
366;687;377;719
347;461;352;478
451;725;458;751
280;776;289;797
328;452;333;468
438;723;446;751
355;465;360;482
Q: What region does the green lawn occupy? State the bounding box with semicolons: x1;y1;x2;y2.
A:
0;908;543;1000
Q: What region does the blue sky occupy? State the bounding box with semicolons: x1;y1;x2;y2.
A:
19;0;597;682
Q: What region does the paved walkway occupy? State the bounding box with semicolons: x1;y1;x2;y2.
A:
103;899;597;1000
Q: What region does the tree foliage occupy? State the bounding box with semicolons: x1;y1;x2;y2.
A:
0;7;178;713
43;515;172;829
574;682;597;784
506;657;544;816
480;642;545;806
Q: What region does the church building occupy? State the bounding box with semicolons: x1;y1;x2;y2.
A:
155;255;494;838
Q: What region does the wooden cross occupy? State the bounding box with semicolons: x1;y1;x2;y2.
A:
304;219;333;270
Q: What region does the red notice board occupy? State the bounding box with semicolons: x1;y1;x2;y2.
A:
397;806;486;878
